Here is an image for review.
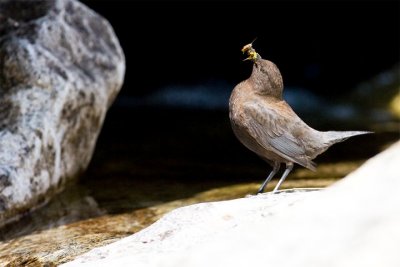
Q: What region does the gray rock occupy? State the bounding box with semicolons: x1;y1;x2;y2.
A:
62;141;400;267
0;0;125;226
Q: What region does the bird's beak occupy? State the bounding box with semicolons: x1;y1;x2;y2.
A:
242;56;252;62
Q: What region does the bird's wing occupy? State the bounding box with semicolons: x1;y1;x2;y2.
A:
243;101;316;171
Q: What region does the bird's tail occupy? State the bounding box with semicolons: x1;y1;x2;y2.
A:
324;131;372;145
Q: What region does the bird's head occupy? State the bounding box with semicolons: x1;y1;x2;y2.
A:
241;42;284;98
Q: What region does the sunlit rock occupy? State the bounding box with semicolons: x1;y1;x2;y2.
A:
0;0;125;226
63;141;400;267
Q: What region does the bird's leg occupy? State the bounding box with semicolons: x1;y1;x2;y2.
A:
272;162;294;193
257;162;280;194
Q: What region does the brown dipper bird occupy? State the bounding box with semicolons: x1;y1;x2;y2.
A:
229;43;371;194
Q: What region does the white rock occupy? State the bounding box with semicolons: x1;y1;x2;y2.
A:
63;141;400;267
0;0;125;226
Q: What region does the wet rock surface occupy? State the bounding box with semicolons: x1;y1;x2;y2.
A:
0;178;332;265
0;0;125;226
63;140;400;267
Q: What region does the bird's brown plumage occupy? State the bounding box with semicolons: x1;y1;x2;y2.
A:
229;45;371;193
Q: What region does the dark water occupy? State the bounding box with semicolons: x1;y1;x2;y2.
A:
0;105;397;242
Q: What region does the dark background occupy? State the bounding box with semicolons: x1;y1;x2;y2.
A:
81;0;399;99
79;1;399;189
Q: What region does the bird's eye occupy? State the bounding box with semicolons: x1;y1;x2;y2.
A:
260;66;268;73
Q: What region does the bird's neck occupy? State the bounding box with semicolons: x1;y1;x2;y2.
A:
249;75;283;99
